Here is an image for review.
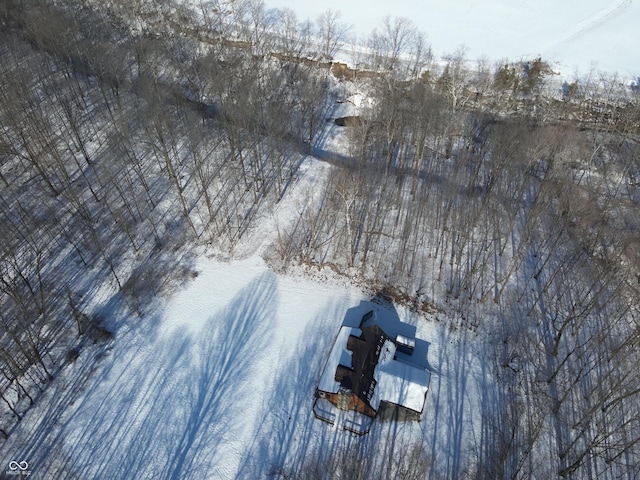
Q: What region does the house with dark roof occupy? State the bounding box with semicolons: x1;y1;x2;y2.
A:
313;308;430;433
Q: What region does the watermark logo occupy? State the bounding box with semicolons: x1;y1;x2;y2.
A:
6;461;30;476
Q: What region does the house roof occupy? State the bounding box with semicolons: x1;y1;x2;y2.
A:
317;326;360;394
372;347;431;412
317;315;430;414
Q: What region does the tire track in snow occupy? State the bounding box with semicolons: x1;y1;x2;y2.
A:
545;0;632;54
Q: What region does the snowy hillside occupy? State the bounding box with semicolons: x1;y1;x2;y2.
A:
264;0;640;77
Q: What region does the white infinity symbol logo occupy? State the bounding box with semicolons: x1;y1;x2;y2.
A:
8;461;29;471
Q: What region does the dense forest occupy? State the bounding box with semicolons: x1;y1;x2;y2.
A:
1;0;640;478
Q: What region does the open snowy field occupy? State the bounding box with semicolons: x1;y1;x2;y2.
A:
264;0;640;78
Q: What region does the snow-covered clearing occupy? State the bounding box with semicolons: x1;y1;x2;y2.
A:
0;154;487;478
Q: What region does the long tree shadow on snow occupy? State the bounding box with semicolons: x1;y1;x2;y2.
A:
2;271;277;479
422;321;483;479
235;299;360;478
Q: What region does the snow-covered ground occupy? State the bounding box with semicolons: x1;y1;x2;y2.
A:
0;153;487;479
264;0;640;78
1;3;637;476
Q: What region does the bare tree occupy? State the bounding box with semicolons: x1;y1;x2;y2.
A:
274;8;312;58
369;16;424;76
439;46;472;116
316;9;350;60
